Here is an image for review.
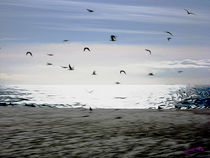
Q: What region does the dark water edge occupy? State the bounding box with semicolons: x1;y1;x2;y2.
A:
0;107;209;158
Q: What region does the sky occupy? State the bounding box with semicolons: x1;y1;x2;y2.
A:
0;0;210;85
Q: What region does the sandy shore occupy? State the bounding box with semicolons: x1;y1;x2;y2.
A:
0;107;209;158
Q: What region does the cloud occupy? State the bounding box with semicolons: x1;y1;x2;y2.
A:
1;43;210;84
39;25;162;35
142;59;210;69
0;37;25;41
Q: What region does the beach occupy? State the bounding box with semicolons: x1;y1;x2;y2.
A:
0;107;209;157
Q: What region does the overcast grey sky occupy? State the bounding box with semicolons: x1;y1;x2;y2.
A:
0;0;210;84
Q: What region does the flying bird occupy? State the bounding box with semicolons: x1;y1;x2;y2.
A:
110;35;117;41
92;70;96;75
63;40;69;42
47;54;54;56
165;31;173;36
145;49;151;55
178;70;183;73
184;9;195;15
84;47;90;52
26;52;32;56
69;64;74;70
148;73;154;76
167;37;171;41
115;82;120;84
87;9;94;12
158;106;163;110
61;66;68;69
47;63;53;66
86;89;94;94
120;70;126;75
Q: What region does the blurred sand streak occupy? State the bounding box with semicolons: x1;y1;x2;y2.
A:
0;107;209;157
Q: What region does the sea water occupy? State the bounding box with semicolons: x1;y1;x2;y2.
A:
0;85;209;109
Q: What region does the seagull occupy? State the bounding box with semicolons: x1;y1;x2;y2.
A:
47;63;53;66
167;37;171;41
110;35;117;41
69;64;74;70
148;73;154;76
63;40;69;42
47;54;54;56
92;70;96;75
145;49;151;55
120;70;126;75
61;66;68;69
84;47;90;52
178;70;183;73
26;51;32;56
86;89;94;94
184;9;195;15
158;106;163;110
165;31;173;36
87;9;94;12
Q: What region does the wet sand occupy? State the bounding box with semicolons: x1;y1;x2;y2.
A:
0;107;209;158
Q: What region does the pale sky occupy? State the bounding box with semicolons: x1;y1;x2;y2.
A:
0;0;210;84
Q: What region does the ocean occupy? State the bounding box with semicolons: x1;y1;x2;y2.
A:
0;85;209;109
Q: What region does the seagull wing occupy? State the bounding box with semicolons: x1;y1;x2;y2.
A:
26;52;32;56
184;9;190;14
145;49;151;54
87;9;94;12
166;31;173;36
84;47;90;52
120;70;126;75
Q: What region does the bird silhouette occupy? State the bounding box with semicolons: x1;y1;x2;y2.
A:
167;37;171;41
26;52;32;56
92;70;96;75
158;106;163;110
148;73;154;76
115;82;120;84
61;66;68;69
86;89;94;94
89;107;93;111
84;47;90;52
87;9;94;12
178;70;183;73
47;54;54;56
184;9;195;15
120;70;126;75
145;49;151;55
110;35;117;41
69;64;74;70
165;31;173;36
47;63;53;66
63;40;69;42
